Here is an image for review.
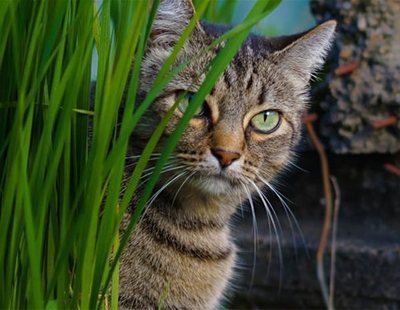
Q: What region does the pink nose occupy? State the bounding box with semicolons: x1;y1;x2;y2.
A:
211;148;241;168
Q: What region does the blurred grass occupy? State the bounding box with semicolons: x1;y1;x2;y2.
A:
0;0;280;308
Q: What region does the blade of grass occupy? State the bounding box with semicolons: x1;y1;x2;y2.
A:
110;228;120;310
79;1;148;307
89;2;153;304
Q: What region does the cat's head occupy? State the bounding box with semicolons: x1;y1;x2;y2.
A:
136;0;336;196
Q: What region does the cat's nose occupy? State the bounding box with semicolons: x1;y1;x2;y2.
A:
211;148;241;168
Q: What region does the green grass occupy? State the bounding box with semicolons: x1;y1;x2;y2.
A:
0;0;280;308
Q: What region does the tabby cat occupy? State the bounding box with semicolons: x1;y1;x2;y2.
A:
120;0;336;308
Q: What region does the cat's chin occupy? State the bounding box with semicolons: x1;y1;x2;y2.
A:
190;174;238;195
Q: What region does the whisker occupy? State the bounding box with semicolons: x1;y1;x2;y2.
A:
287;159;308;173
171;170;197;207
125;157;178;169
139;165;185;183
237;184;246;219
240;182;258;290
125;164;186;194
125;153;163;160
258;175;307;254
141;162;177;174
249;180;283;287
244;180;274;277
146;171;188;209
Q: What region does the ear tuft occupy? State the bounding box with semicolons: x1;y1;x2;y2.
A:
150;0;196;47
274;20;337;85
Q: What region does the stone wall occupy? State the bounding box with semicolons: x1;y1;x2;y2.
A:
311;0;400;153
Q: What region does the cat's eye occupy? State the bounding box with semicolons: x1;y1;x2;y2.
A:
177;91;205;117
250;110;281;134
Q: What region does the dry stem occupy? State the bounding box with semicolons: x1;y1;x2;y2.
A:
334;62;359;76
329;176;341;310
304;117;333;309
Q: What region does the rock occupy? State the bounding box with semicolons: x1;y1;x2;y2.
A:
310;0;400;154
339;46;353;60
357;15;367;31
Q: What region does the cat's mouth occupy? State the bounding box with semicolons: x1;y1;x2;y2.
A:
187;170;243;195
209;172;237;183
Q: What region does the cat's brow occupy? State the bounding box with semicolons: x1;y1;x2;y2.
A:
258;101;282;110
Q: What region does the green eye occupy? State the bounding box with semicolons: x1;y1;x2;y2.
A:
177;91;204;117
251;110;281;133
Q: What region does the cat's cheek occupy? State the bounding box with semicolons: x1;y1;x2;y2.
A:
249;130;269;143
157;114;203;137
161;116;181;136
188;117;207;130
245;130;293;178
182;119;209;140
174;123;210;154
161;114;199;137
248;130;286;144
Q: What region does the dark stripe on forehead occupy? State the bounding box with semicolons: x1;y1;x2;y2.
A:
245;74;253;90
233;55;248;77
258;84;266;104
223;72;231;89
210;86;216;96
140;213;232;261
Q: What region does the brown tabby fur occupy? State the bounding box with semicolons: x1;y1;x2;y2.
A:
120;0;336;308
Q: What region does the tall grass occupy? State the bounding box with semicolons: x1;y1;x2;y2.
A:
0;0;280;308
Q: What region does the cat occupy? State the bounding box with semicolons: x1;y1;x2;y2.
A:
120;0;336;309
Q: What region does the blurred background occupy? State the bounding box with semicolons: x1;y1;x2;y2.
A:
232;0;315;35
202;0;400;309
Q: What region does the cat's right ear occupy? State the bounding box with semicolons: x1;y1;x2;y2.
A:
270;20;336;88
150;0;201;48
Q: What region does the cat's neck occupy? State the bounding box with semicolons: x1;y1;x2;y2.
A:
150;180;242;229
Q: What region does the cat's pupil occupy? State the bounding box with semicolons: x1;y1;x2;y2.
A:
177;91;207;117
263;112;269;122
185;91;207;117
186;92;194;102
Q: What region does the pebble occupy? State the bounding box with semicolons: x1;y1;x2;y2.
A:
357;15;367;31
340;46;353;60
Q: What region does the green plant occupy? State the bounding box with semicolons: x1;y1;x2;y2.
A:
0;0;280;308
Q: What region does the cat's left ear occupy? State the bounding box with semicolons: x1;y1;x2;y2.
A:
271;20;336;87
150;0;203;48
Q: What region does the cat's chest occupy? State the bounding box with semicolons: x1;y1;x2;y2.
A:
120;211;237;309
158;244;236;309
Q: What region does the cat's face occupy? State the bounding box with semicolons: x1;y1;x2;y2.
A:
136;0;335;196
